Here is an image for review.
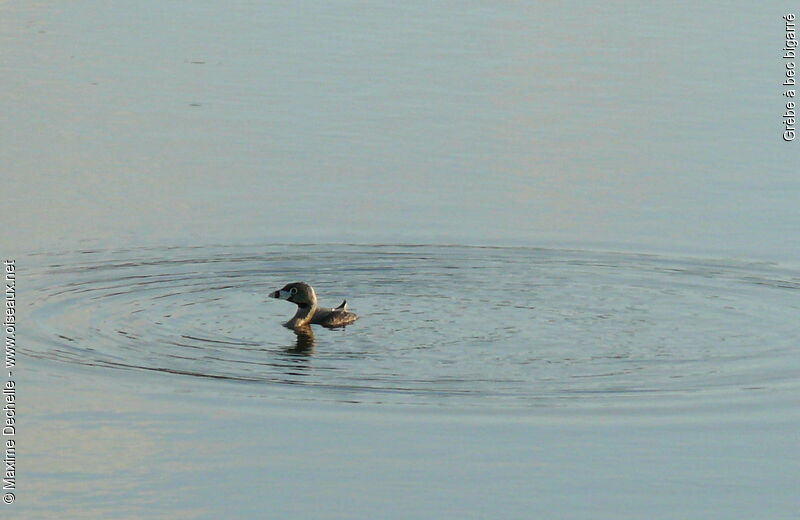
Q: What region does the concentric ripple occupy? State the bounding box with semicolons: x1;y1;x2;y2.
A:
21;244;800;408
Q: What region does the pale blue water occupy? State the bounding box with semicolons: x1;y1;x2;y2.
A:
2;1;799;519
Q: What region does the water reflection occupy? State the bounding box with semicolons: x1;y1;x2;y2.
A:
286;325;315;355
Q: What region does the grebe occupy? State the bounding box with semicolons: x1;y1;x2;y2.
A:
269;282;358;329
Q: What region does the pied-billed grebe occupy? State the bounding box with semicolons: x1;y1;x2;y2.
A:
269;282;359;329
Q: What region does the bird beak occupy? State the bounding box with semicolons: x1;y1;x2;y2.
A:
270;290;291;300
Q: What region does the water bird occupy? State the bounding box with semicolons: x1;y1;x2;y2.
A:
269;282;358;329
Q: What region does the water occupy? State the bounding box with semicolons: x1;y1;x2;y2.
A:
24;245;800;410
3;0;800;518
3;1;798;260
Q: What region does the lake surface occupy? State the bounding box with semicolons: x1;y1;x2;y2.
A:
17;244;800;519
3;1;799;519
24;244;800;411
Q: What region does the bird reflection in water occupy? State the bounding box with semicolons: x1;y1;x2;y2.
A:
276;325;315;378
285;324;315;355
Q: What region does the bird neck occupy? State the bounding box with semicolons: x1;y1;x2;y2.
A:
288;302;317;328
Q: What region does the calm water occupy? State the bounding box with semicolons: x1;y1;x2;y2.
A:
3;0;799;518
24;244;800;410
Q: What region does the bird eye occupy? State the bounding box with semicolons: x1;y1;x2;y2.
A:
289;287;297;295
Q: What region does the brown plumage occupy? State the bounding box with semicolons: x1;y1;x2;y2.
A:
269;282;359;329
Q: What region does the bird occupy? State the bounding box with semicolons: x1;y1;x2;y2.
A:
269;282;358;329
